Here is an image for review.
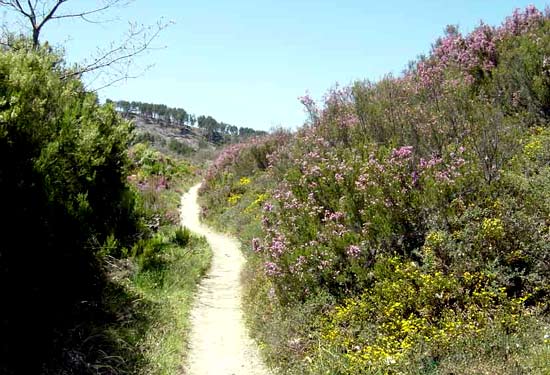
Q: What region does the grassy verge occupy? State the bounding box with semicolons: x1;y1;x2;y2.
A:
45;195;212;375
76;143;213;375
101;231;212;374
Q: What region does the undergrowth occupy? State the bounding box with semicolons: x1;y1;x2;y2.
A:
41;142;212;374
96;142;211;374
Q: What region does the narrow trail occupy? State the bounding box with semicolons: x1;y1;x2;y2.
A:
180;184;271;375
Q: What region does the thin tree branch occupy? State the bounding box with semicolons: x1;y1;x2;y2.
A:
61;21;167;81
2;0;32;21
90;71;142;92
36;0;67;30
1;0;169;90
49;3;111;21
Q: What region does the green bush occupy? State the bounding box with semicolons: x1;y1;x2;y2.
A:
168;138;194;155
173;226;191;247
0;43;139;373
133;235;168;271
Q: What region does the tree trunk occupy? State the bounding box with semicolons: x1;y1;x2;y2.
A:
32;28;40;48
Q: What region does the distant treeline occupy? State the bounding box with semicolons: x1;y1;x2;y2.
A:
109;99;267;144
109;99;194;126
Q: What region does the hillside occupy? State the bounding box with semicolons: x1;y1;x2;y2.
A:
199;6;550;374
130;112;214;154
110;100;267;155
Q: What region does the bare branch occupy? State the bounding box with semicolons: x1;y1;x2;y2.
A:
1;0;133;46
48;0;132;21
36;0;67;30
89;70;143;92
1;0;33;21
26;0;36;23
63;19;170;90
1;0;169;90
49;3;111;21
63;21;166;78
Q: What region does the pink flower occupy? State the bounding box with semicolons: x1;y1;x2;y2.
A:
269;237;286;257
346;245;361;258
264;261;281;276
323;210;345;222
391;146;414;159
252;238;262;253
355;174;368;190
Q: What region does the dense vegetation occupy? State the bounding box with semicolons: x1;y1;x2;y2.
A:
112;100;195;126
112;99;267;144
0;41;211;374
200;6;550;374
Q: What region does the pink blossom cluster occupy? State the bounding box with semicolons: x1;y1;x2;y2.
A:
413;24;497;89
316;86;360;133
391;146;414;160
264;261;281;276
419;155;443;170
252;142;471;299
346;245;362;259
299;92;320;125
269;236;287;257
500;5;546;37
323;210;345;222
355;173;372;191
203;142;249;186
409;6;548;92
202;132;291;191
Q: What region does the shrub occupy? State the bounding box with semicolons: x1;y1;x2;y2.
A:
0;43;139;373
319;257;529;371
168;138;194;155
199;6;550;374
134;235;168;271
173;226;191;247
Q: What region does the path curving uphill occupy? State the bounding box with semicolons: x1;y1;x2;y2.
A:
180;184;271;375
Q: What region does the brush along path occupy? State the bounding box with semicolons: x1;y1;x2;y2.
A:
180;184;271;375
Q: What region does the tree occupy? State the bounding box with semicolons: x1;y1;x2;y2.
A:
229;125;239;136
0;0;125;47
0;0;168;89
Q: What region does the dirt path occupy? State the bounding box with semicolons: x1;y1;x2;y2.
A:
180;184;271;375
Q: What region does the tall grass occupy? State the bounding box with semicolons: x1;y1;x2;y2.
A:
129;233;211;374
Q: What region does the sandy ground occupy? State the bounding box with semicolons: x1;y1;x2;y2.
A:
180;184;271;375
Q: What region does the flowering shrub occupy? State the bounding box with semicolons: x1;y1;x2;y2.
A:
128;142;195;226
199;130;291;225
199;7;550;374
321;257;528;371
255;140;468;301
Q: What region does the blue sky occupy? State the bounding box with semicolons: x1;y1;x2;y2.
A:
6;0;549;130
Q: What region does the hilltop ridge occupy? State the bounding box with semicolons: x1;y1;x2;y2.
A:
110;99;267;152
